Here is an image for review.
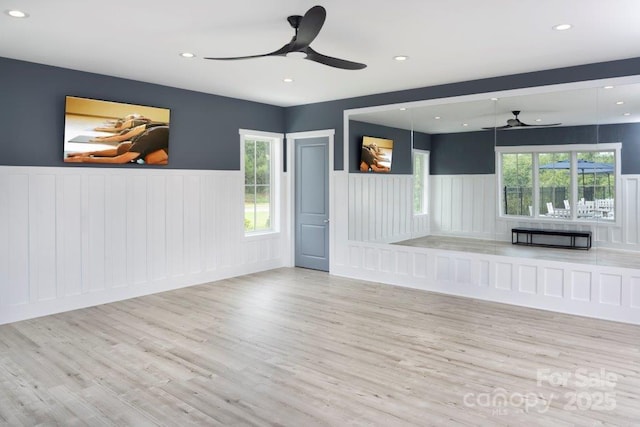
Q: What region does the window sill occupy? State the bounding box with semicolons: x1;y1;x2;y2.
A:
499;215;619;227
244;231;281;241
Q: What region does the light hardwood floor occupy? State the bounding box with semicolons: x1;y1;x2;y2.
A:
1;268;639;426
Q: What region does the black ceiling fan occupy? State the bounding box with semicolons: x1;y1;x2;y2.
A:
483;110;561;130
204;5;366;70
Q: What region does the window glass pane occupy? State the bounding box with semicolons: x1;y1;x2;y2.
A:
244;140;255;185
502;153;533;216
255;140;271;185
577;151;615;220
413;154;424;214
244;185;256;232
243;134;277;235
254;185;271;231
539;152;570;217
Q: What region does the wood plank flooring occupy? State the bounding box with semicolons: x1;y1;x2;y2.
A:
1;267;639;426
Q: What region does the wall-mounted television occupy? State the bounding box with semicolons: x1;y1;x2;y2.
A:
63;96;171;165
360;135;393;172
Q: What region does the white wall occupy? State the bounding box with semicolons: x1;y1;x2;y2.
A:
0;166;288;325
348;174;429;243
430;174;496;240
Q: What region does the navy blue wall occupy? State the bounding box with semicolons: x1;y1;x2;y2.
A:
285;57;640;170
495;125;598;147
429;123;639;175
413;131;432;151
431;131;495;175
431;125;599;175
3;55;640;174
347;120;638;176
0;57;285;170
600;123;640;175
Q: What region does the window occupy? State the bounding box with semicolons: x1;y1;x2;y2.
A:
413;150;430;214
497;143;620;222
538;152;570;216
241;130;282;235
501;153;533;216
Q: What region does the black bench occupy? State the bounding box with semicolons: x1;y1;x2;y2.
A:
512;227;592;250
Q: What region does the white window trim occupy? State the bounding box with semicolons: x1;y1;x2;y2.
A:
495;143;622;226
239;129;283;237
413;149;430;216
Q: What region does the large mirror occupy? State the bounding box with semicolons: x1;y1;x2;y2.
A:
346;77;640;268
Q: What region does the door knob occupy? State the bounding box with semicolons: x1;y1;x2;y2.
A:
323;219;330;223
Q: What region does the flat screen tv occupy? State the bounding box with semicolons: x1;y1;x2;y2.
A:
360;135;393;172
63;96;171;165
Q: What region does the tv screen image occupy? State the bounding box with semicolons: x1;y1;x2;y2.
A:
63;96;171;165
360;136;393;172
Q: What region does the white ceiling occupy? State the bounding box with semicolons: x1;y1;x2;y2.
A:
350;79;640;134
2;0;640;107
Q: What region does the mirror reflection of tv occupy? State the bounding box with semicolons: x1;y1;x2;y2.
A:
63;96;171;165
360;135;393;172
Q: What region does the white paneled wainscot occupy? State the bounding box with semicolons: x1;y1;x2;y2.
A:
333;171;640;324
430;174;496;240
333;237;640;325
0;166;288;324
348;173;429;243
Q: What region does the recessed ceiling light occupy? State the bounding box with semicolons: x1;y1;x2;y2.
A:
623;112;631;116
5;9;28;18
393;55;409;61
616;101;625;105
490;97;499;101
535;118;542;122
434;116;441;120
179;52;195;58
553;24;572;31
399;107;407;111
462;123;469;127
603;86;614;89
283;78;294;83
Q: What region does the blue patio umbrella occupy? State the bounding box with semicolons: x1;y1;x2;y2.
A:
539;159;614;196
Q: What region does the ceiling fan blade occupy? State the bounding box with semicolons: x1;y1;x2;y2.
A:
290;6;326;51
516;121;563;127
482;125;511;130
204;44;290;61
530;122;562;127
484;121;563;130
305;47;366;70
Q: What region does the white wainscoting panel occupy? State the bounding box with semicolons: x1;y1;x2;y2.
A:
430;174;496;239
0;166;287;325
349;174;414;243
412;213;430;238
622;175;640;246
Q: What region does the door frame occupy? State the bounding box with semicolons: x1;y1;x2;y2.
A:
285;129;335;271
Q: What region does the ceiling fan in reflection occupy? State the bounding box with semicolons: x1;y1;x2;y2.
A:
483;111;561;130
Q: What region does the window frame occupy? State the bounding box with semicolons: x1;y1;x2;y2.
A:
413;149;430;216
495;143;621;225
239;129;283;237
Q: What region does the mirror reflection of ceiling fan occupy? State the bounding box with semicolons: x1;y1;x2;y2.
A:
483;110;562;130
205;5;366;70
